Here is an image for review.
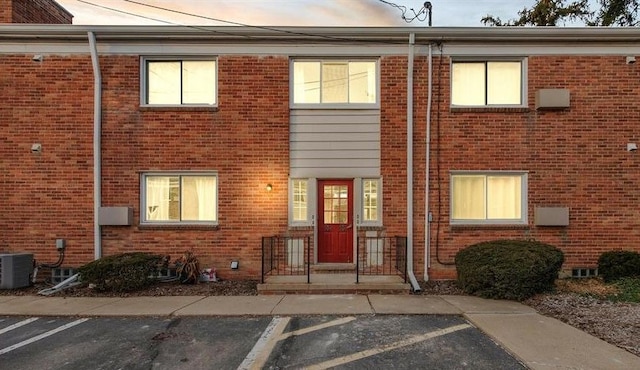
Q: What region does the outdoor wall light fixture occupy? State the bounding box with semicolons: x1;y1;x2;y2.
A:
230;261;239;269
265;184;273;192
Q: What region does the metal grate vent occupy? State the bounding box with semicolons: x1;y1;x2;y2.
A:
571;268;598;278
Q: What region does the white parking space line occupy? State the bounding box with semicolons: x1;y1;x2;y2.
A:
306;323;473;370
0;318;89;355
0;318;39;335
279;316;356;340
238;316;290;370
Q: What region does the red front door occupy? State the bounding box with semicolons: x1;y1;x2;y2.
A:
318;180;353;263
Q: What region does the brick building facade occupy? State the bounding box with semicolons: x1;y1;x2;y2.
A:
0;0;72;24
1;3;639;284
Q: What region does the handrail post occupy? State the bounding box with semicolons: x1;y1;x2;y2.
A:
306;236;310;284
356;236;360;284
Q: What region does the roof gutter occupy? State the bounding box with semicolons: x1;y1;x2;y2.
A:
406;33;421;292
88;31;102;260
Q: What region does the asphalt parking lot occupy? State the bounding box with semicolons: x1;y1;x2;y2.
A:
1;315;525;369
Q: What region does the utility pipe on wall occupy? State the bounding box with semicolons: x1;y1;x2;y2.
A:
88;31;102;260
424;42;433;281
406;33;421;292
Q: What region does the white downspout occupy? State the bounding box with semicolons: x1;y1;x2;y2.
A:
88;31;102;260
424;42;433;281
407;33;421;292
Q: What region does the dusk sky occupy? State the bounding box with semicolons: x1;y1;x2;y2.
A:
54;0;594;27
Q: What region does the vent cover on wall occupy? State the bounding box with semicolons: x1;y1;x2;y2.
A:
0;253;33;289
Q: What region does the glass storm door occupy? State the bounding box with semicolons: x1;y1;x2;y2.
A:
318;180;353;263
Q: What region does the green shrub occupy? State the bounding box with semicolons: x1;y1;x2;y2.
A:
598;251;640;283
455;239;564;301
78;252;166;292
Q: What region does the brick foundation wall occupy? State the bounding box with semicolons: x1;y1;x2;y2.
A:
1;0;73;24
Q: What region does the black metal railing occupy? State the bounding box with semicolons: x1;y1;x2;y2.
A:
261;235;312;283
356;236;408;283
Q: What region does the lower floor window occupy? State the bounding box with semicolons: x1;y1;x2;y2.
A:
142;172;217;224
451;172;527;224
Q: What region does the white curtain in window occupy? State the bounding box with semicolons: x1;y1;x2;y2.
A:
148;62;181;104
146;176;170;220
322;62;348;103
487;62;521;105
349;62;376;103
452;176;485;219
487;176;521;219
451;63;485;105
293;62;320;104
182;61;216;105
182;176;216;221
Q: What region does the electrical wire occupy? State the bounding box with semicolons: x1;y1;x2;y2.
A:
121;0;411;45
377;0;429;23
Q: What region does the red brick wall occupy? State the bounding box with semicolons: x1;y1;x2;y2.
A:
0;54;94;266
2;0;73;24
3;46;640;281
98;55;290;279
425;55;640;279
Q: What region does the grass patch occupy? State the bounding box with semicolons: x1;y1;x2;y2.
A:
556;277;640;303
608;277;640;303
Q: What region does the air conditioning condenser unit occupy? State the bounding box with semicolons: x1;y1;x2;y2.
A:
0;253;33;289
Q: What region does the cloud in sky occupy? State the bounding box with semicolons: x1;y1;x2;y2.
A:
56;1;591;27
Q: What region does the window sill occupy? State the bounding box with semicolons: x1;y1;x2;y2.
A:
449;223;529;230
139;223;219;230
450;107;529;113
139;106;219;112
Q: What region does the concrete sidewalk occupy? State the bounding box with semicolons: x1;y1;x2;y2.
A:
0;294;638;369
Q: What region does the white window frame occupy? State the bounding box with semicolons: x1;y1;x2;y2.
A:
450;171;528;225
140;171;218;226
357;177;383;227
288;178;316;226
140;57;218;107
290;59;380;109
450;58;527;108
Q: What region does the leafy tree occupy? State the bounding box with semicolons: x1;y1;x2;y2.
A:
482;0;591;26
590;0;640;25
482;0;639;26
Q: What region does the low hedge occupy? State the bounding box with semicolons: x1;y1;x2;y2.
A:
598;251;640;283
78;252;166;292
455;239;564;301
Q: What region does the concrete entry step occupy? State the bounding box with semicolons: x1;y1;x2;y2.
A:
258;274;411;295
310;263;356;273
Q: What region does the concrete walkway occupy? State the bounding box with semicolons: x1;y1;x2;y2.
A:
0;294;638;369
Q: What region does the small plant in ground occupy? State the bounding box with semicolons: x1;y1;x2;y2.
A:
598;251;640;283
455;239;564;301
78;252;167;292
175;250;200;284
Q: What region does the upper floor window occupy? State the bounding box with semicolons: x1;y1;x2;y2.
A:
141;172;217;225
451;60;524;107
292;60;377;106
451;172;527;225
142;58;217;106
